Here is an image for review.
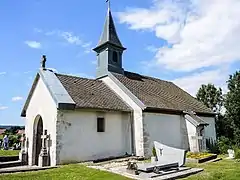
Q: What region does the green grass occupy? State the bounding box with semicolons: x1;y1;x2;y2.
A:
183;159;240;180
0;150;20;156
0;164;131;180
0;159;240;180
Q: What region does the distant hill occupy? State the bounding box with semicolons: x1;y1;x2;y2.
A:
0;125;25;130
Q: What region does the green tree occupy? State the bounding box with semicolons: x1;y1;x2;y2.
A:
196;84;227;138
225;71;240;145
196;84;223;113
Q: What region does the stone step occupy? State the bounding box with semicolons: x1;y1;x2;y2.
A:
205;157;222;163
138;162;179;173
0;161;22;169
150;167;191;178
0;165;57;174
0;156;19;162
153;168;203;180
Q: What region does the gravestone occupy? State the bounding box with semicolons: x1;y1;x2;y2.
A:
154;141;187;167
19;134;28;165
38;130;50;167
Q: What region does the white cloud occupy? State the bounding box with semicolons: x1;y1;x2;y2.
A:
118;0;240;72
25;41;42;49
34;28;42;33
172;69;228;96
146;45;158;53
0;106;8;110
12;96;23;101
60;31;83;45
0;72;6;75
35;29;92;53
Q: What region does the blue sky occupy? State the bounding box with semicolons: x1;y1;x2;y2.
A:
0;0;239;125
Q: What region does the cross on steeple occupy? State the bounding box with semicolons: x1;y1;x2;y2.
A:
93;0;126;78
106;0;110;9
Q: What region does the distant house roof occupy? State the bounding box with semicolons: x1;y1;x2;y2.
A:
16;129;25;135
56;73;131;112
113;71;214;115
0;129;6;135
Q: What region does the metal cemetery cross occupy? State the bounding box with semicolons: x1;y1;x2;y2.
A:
41;130;49;151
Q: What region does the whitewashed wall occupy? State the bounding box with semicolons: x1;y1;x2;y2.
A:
143;113;185;157
25;77;57;166
200;116;216;141
102;75;145;157
56;110;131;164
185;120;197;152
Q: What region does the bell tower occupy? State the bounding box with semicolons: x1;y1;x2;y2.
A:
93;4;126;78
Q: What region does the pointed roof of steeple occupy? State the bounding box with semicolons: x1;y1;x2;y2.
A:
93;7;126;51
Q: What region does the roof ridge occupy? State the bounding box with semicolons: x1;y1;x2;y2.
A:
55;73;96;81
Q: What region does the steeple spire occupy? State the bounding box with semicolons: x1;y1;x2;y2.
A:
93;2;126;51
93;1;126;78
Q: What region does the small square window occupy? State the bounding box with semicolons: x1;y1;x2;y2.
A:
97;117;105;132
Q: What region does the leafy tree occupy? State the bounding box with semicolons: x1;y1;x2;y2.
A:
196;84;223;113
196;84;227;138
225;71;240;145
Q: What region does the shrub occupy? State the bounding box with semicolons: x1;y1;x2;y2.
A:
206;138;219;154
8;135;19;147
152;146;156;157
234;148;240;159
217;136;233;154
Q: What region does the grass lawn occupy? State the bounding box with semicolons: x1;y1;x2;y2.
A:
0;159;240;180
0;150;20;156
0;164;131;180
183;159;240;180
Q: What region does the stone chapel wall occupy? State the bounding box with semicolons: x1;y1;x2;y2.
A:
56;110;131;164
143;113;185;157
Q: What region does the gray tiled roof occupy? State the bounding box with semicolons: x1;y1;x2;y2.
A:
184;111;209;127
56;73;131;112
95;9;125;50
113;71;212;114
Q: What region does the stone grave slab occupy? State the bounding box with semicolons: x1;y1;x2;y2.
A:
137;161;179;173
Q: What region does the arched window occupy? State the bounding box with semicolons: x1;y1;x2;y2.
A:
112;51;118;63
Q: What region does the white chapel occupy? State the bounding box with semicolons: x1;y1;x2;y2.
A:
21;6;216;166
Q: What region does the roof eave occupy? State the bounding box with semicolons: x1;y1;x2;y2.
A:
72;106;131;113
93;41;126;52
21;73;40;117
144;107;216;117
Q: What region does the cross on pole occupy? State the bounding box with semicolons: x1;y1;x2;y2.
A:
41;130;49;149
106;0;110;9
